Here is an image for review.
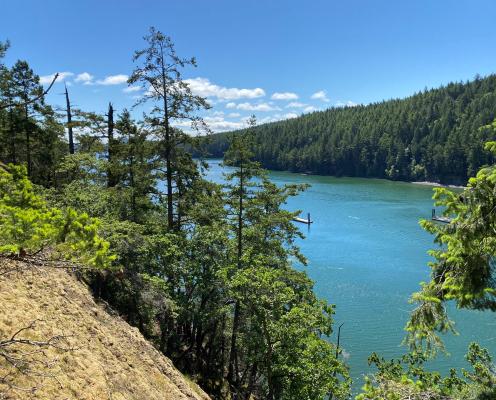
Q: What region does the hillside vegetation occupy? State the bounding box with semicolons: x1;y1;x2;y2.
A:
0;34;351;400
2;30;496;399
204;75;496;185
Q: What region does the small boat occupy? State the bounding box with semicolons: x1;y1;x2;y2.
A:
293;213;313;224
431;209;451;223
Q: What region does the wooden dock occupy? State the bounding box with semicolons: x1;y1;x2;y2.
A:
293;213;313;225
431;209;452;224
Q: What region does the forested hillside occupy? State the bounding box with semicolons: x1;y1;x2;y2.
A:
2;28;496;399
0;34;350;400
204;75;496;185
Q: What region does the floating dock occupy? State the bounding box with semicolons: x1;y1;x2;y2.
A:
432;209;452;223
293;213;313;225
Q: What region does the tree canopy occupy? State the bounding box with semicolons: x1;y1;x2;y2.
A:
203;75;496;185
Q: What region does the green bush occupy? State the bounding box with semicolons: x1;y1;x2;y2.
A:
0;163;114;269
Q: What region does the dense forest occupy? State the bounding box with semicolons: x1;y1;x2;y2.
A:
203;75;496;185
1;29;496;400
0;32;351;400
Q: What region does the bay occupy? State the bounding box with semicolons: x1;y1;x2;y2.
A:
205;159;496;391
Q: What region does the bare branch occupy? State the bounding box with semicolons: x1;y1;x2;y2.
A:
0;73;59;110
0;319;77;396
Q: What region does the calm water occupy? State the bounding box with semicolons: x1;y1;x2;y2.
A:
205;160;496;391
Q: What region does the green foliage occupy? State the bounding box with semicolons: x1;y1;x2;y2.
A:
406;127;496;355
0;163;113;268
359;127;496;400
128;27;210;230
356;343;496;400
4;32;496;400
224;262;351;399
203;75;496;185
219;119;349;399
0;54;66;186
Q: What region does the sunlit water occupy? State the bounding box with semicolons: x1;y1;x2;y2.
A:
205;159;496;392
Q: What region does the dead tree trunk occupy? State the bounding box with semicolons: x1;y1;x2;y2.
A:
23;96;31;177
64;83;75;155
106;102;116;187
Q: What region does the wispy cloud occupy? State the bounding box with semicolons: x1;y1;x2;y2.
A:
96;74;128;85
303;106;317;113
311;90;330;102
173;106;300;133
74;72;94;84
173;115;245;133
226;102;280;112
271;92;298;100
257;112;298;124
281;112;298;119
184;77;265;100
123;85;141;93
335;100;358;107
286;101;307;108
39;72;74;84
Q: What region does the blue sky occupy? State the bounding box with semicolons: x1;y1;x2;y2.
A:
2;0;496;132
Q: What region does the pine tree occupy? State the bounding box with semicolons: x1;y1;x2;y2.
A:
9;60;44;177
128;27;210;230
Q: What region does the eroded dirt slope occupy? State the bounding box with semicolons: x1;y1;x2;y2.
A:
0;258;210;400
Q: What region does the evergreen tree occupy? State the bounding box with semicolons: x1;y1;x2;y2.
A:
128;27;210;231
222;117;348;399
9;60;44;177
406;123;496;356
203;75;496;185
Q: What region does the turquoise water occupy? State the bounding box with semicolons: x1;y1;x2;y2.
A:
205;160;496;391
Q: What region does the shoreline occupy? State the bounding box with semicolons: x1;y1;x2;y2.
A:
203;159;469;188
410;181;466;189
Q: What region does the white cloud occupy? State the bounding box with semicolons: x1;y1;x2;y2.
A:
304;106;317;113
311;90;330;102
172;106;299;134
204;116;245;131
286;102;321;113
75;72;94;84
226;102;280;112
286;101;307;108
335;100;358;107
40;72;74;84
123;85;141;93
256;113;298;124
173;115;245;133
271;92;298;100
184;77;265;100
282;112;298;119
96;74;128;85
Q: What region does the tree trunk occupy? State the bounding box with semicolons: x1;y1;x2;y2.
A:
244;363;258;400
64;84;75;155
24;104;31;177
129;154;137;222
8;106;15;163
228;162;244;395
107;102;115;187
160;50;175;230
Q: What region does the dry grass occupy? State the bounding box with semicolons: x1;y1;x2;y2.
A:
0;258;210;400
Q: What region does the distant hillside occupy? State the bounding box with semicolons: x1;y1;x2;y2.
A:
0;258;210;400
204;74;496;185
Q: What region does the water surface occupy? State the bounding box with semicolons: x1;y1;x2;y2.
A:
206;160;496;391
